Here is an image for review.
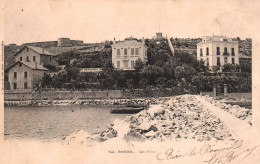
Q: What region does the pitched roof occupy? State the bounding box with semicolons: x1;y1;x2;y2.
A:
14;46;55;56
6;61;48;71
22;61;49;70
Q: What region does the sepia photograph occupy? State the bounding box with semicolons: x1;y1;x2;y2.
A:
1;0;260;163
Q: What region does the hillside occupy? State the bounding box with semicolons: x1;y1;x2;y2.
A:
4;37;252;70
4;45;23;69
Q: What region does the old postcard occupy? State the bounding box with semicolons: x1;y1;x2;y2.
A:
1;0;260;163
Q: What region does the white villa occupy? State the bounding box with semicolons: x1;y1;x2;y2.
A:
111;38;148;70
197;36;239;71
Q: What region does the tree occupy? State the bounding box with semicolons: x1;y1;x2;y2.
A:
41;73;52;88
174;64;197;83
222;64;240;72
156;77;168;88
240;59;251;72
139;78;150;88
66;66;79;80
134;58;145;71
141;65;163;86
126;79;134;89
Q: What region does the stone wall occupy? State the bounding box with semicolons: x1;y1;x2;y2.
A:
4;90;123;100
4;88;183;100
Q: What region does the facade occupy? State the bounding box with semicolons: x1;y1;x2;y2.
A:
197;36;239;71
14;46;58;67
111;39;148;70
5;46;58;91
6;61;48;91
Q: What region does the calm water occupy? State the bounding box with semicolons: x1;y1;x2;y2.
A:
4;105;131;142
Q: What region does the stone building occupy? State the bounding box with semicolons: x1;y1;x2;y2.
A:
111;38;148;70
197;36;239;71
14;46;58;67
5;46;57;91
6;61;48;91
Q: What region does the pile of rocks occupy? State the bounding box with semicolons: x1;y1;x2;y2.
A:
203;95;252;125
124;95;234;142
62;95;236;146
62;124;118;146
5;98;163;107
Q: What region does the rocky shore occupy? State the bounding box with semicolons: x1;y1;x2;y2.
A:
4;98;165;107
202;95;252;125
62;95;237;146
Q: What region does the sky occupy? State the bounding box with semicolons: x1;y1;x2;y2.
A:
3;0;260;45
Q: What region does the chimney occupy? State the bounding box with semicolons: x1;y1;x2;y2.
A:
142;37;145;44
42;45;45;54
113;38;116;44
35;62;37;69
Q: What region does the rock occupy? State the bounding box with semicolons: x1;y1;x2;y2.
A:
148;125;158;132
145;130;157;137
146;105;164;118
123;131;145;142
136;122;152;131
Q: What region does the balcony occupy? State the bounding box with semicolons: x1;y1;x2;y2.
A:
223;52;230;56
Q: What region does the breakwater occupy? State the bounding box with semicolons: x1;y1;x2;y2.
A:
4;97;168;107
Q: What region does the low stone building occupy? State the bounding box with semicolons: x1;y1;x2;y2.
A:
5;61;48;91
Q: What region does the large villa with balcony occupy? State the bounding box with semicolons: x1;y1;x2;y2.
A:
111;38;148;70
197;36;239;72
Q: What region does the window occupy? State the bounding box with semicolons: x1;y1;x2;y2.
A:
131;48;134;55
24;82;28;89
124;61;128;68
14;83;17;89
135;48;139;56
27;48;29;52
217;57;220;66
26;56;29;62
124;48;127;55
131;61;135;68
206;58;209;66
224;57;228;64
232;58;235;64
231;48;235;56
223;47;228;56
14;72;17;78
117;49;120;56
206;47;209;56
24;72;27;78
20;57;22;61
19;63;22;67
200;48;203;56
50;56;52;61
117;61;120;68
33;56;36;61
217;47;220;55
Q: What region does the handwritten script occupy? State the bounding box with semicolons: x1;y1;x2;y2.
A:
156;140;260;164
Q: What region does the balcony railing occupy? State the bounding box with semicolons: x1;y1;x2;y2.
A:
79;68;102;73
223;52;230;56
